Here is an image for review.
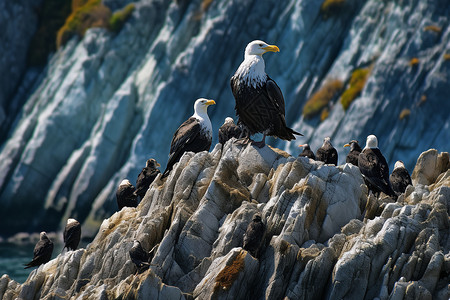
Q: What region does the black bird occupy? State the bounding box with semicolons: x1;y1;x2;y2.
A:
343;140;362;166
134;158;160;199
63;218;81;251
129;240;156;273
358;135;396;198
24;232;54;269
243;214;266;258
298;144;316;160
218;117;243;145
162;98;216;178
316;137;338;165
390;160;412;196
230;40;302;148
116;179;138;210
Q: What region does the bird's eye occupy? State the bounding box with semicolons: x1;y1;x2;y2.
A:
259;44;263;47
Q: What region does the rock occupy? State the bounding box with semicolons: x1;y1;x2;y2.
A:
412;149;450;186
0;0;449;238
1;147;449;299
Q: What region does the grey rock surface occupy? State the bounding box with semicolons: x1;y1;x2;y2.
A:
0;0;449;241
1;145;448;299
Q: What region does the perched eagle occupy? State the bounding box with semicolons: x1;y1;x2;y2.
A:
116;179;138;210
63;218;81;251
243;214;266;258
129;240;151;273
218;117;242;145
390;160;412;196
162;98;216;178
134;158;160;199
298;144;316;160
343;140;362;166
230;40;302;148
24;232;54;269
358;135;396;198
316;137;338;165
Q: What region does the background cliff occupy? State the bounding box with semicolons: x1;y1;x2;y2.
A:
1;146;449;299
0;0;449;236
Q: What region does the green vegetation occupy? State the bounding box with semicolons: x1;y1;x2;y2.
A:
340;68;370;111
320;107;330;122
302;80;343;119
57;0;111;48
109;3;135;33
320;0;345;15
444;53;450;61
399;108;411;120
27;0;72;66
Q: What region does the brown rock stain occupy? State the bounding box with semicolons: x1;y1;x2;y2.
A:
213;250;246;293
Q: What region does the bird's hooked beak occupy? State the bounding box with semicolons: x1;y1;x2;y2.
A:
206;100;216;106
263;44;280;53
343;144;350;148
298;144;307;148
156;162;161;167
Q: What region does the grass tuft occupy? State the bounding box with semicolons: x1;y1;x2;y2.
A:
109;3;135;33
320;0;346;15
399;108;411;120
443;53;450;61
56;0;111;49
320;107;330;122
424;25;442;33
340;68;370;111
409;57;419;67
302;80;343;119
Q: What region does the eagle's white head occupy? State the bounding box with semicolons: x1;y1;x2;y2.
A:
394;160;406;170
193;98;216;136
365;135;378;149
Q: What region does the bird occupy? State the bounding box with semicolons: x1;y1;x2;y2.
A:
243;214;266;258
343;140;362;166
230;40;302;148
116;179;138;210
316;137;338;165
390;160;412;196
134;158;160;199
298;144;316;160
24;232;54;269
218;117;243;145
63;218;81;252
129;240;151;273
358;134;396;198
162;98;216;178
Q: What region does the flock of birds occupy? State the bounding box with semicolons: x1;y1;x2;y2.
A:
23;40;413;274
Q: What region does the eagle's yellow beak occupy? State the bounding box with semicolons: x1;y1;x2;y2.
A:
343;144;350;148
263;45;280;53
206;100;216;106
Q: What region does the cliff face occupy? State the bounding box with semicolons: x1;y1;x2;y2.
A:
0;0;449;235
1;145;449;299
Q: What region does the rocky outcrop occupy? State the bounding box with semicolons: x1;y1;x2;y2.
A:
1;145;448;299
0;0;449;240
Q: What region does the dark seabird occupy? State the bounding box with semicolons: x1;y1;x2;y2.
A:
390;160;412;195
134;158;160;199
358;134;396;198
162;98;216;178
298;144;316;160
316;137;338;165
63;218;81;251
116;179;138;210
218;117;243;145
343;140;362;166
24;232;54;269
129;240;150;273
243;214;266;258
230;40;302;148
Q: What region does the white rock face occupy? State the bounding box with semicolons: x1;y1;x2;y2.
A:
1;146;448;300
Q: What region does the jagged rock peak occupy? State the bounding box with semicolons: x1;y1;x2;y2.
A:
1;144;449;299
